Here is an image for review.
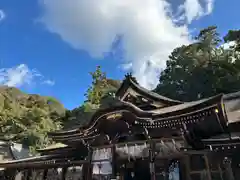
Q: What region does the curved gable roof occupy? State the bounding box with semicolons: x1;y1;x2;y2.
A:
115;74;182;106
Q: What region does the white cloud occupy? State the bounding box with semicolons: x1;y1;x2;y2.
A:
120;63;133;71
0;64;55;87
42;79;55;86
0;9;6;22
179;0;214;23
40;0;215;89
205;0;214;15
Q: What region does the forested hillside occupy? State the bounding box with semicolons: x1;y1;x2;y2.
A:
0;86;65;152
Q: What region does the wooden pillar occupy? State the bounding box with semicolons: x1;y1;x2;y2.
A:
231;152;240;180
179;155;191;180
87;146;93;180
82;164;88;180
61;167;67;180
223;157;235;180
43;169;48;180
26;170;32;180
88;164;93;180
203;155;212;180
111;145;117;179
149;141;156;180
218;162;224;180
26;169;33;180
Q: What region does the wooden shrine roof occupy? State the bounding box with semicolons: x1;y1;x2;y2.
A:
50;90;240;138
0;154;59;168
49;93;224;138
0;154;87;169
152;94;222;119
0;140;32;161
49;79;240;140
47;128;80;136
115;74;182;105
38;143;67;151
3;88;240;169
46;90;240;155
36;143;75;154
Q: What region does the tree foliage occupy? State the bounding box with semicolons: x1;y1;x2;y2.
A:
155;27;240;101
85;66;108;105
64;66;121;128
0;87;65;153
223;30;240;54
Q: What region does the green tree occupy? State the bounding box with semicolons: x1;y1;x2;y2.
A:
64;66;121;128
155;27;240;101
84;65;121;108
224;30;240;51
85;66;108;105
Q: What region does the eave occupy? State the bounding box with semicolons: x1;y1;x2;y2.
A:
0;154;60;168
0;150;88;169
48;94;227;143
0;158;86;169
77;94;225;133
49;128;97;140
152;94;223;120
37;144;75;155
55;134;100;142
115;75;182;105
48;91;240;148
48;128;80;137
202;134;240;152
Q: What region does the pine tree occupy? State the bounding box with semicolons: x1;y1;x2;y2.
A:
85;66;108;105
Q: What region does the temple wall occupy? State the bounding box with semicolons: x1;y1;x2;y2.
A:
2;142;240;180
0;153;239;180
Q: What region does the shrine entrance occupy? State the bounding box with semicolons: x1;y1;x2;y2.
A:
120;159;151;180
134;160;151;180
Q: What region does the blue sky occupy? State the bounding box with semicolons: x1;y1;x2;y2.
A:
0;0;239;109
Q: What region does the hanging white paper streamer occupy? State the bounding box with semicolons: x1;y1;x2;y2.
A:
116;143;149;158
155;140;182;157
92;148;112;161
